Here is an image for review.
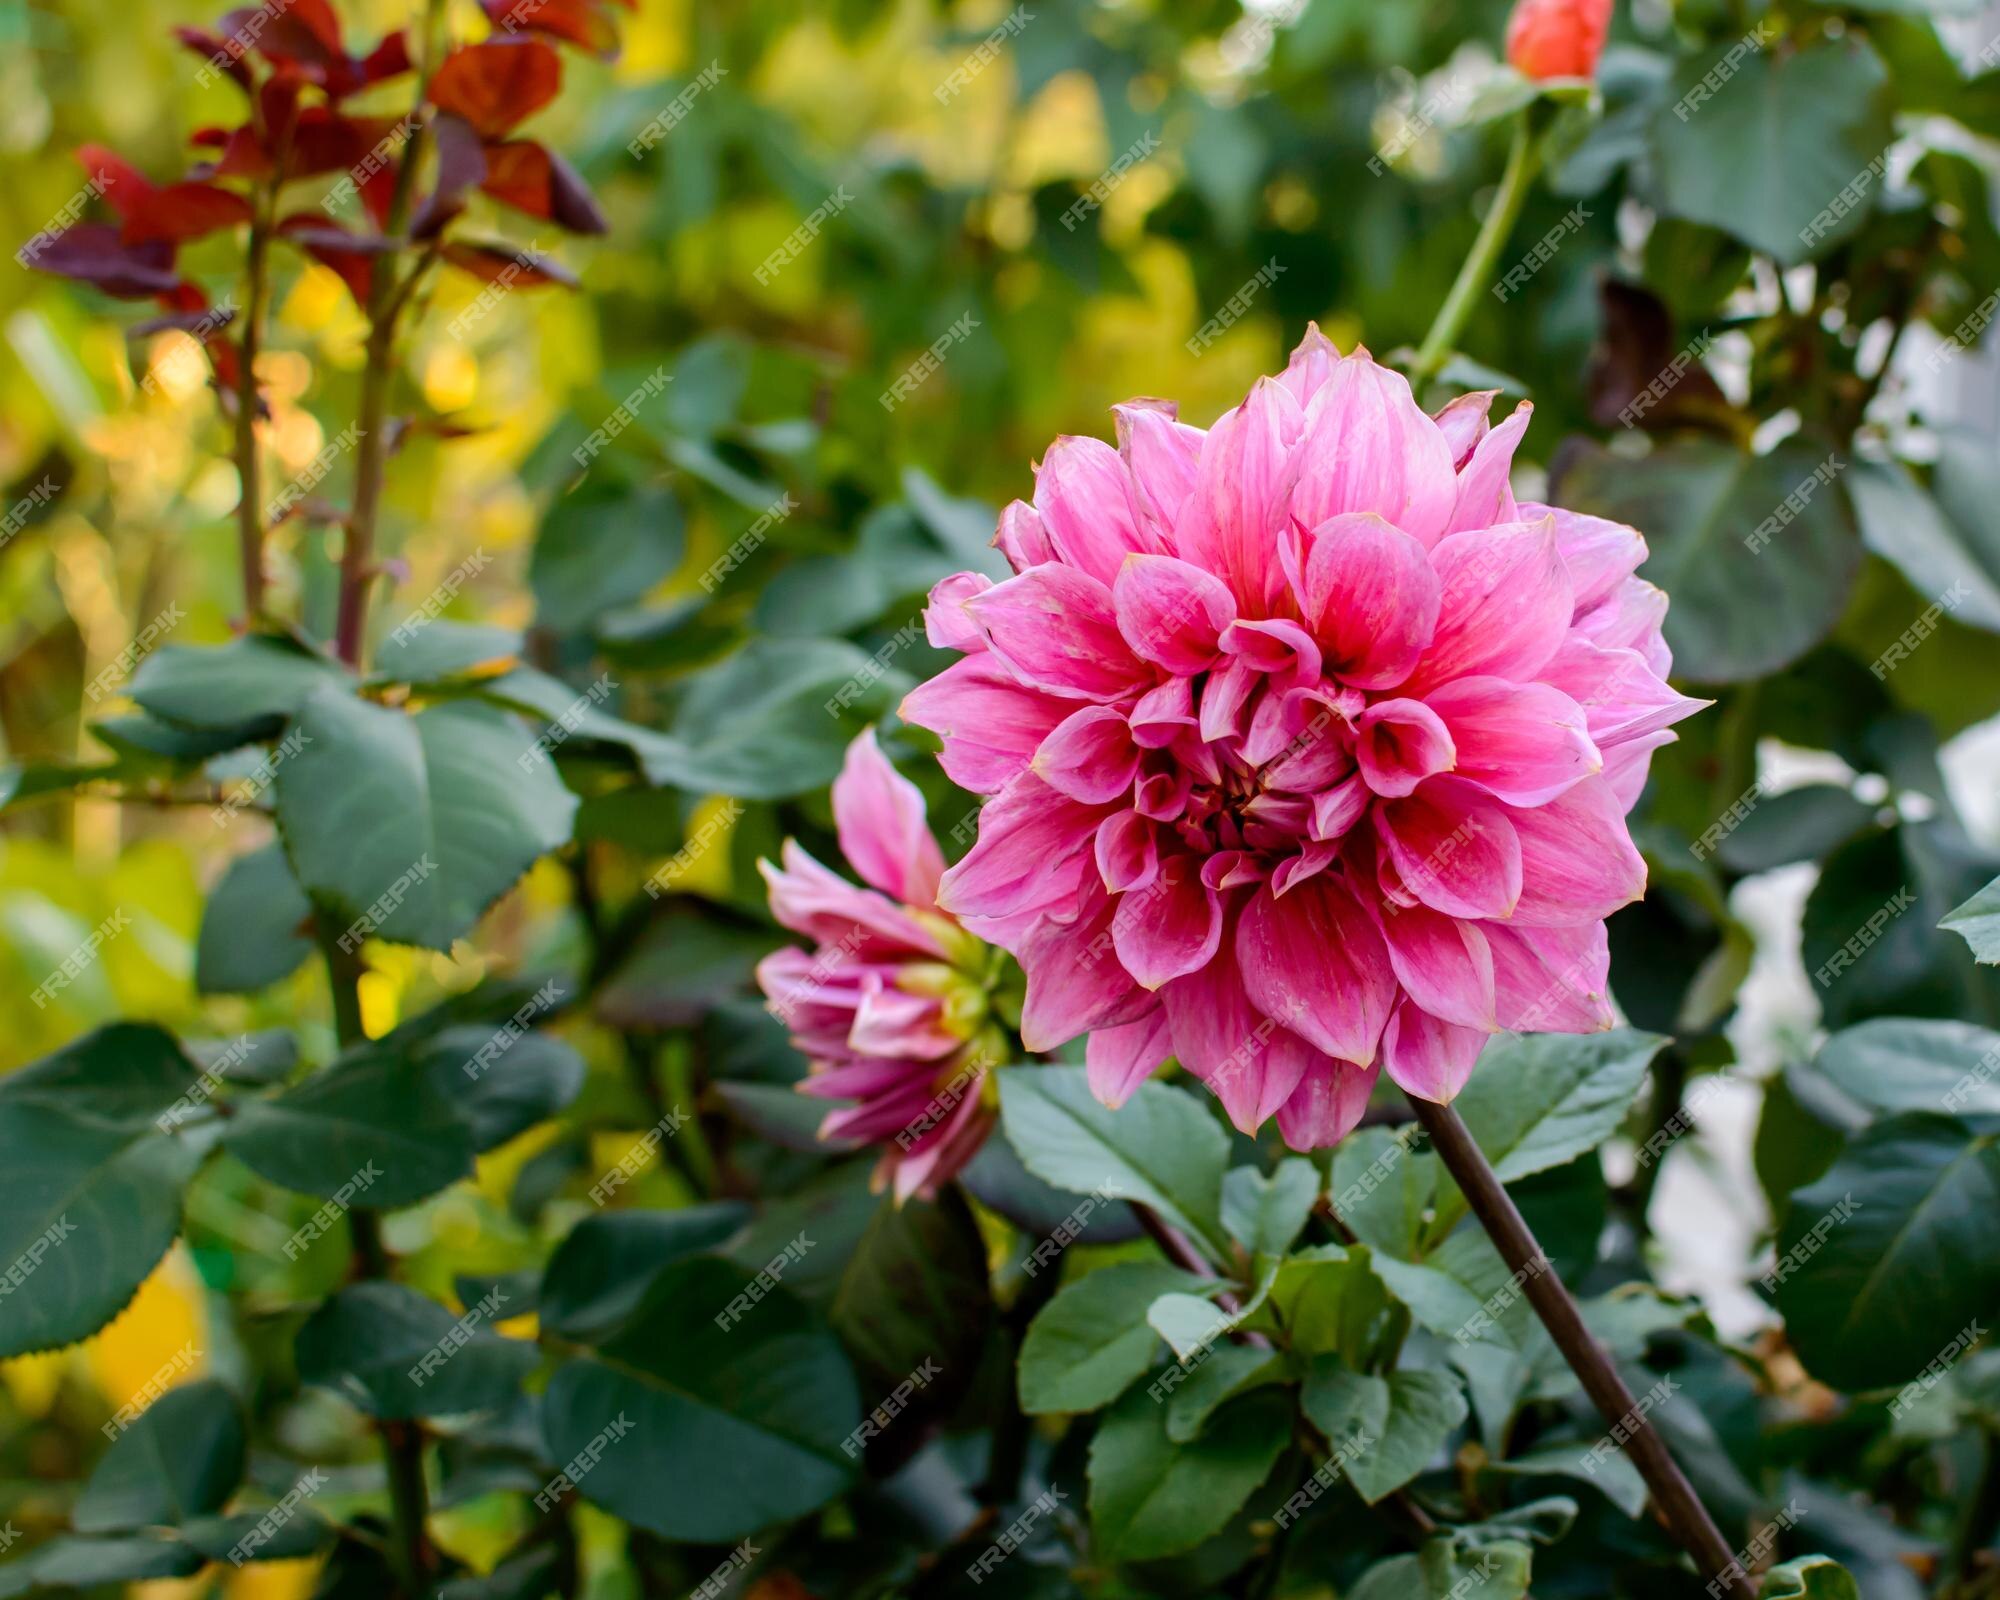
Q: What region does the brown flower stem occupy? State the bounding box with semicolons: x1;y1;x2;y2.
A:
321;931;435;1596
1130;1202;1267;1347
233;197;272;621
1405;1093;1754;1599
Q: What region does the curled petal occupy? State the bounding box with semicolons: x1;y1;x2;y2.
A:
1536;638;1707;750
924;571;991;651
1486;920;1616;1033
1161;931;1309;1132
1020;881;1153;1050
1445;399;1530;535
1410;515;1574;690
1278;322;1340;406
1274;1055;1381;1149
1504;775;1647;925
1034;704;1142;804
1096;809;1160;894
936;774;1107;922
1087;1006;1174;1107
1519;502;1646;614
1356;697;1458;798
1176;377;1304;613
760;841;950;960
1116;402;1203;545
1432;389;1496;468
1034;434;1160;584
995;499;1056;572
1113;854;1225;990
1371;897;1498;1032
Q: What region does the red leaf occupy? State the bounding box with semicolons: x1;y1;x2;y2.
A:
75;145;153;217
361;30;413;84
277;214;398;306
173;25;256;92
428;39;562;139
411;114;488;240
237;0;346;73
479;0;620;59
440;238;578;288
20;224;182;299
122;183;255;247
480;139;607;234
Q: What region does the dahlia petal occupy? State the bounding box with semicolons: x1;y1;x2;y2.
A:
1381;999;1487;1102
935;773;1107;922
966;564;1152;701
1020;880;1153;1050
761;842;952;958
1221;617;1322;680
1136;766;1193;822
1486;920;1616;1033
1504;775;1647;925
1536;638;1707;749
1411;515;1574;690
995;499;1056;572
1112;854;1225;990
1113;553;1236;673
1160;934;1309;1132
1086;1007;1174;1107
1309;772;1372;842
1237;876;1396;1064
900;652;1071;796
1130;675;1198;747
1422;675;1601;806
1602;728;1675;811
1198;658;1263;743
1371;899;1498;1032
1263;700;1356;793
848;976;960;1060
1517;501;1646;614
1572;576;1671;676
1033;704;1142;804
1445;399;1530;535
1273;1055;1381;1150
1377;777;1522;920
1356;697;1458;798
805;1057;925;1104
1293;352;1457;548
1096;809;1160;894
924;571;992;651
1200;850;1269;891
1295;512;1441;691
1269;841;1337;896
1034;434;1160;584
890;1093;994;1201
1278;322;1340;406
1178;378;1304;613
832;728;946;905
1116;402;1203;546
1242;680;1310;768
1431;389;1497;468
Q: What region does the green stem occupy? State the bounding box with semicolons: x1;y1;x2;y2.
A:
1409;116;1539;394
319;930;433;1597
233;192;273;621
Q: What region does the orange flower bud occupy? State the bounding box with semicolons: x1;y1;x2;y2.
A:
1505;0;1613;80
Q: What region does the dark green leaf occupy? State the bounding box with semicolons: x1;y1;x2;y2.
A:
1813;1018;2000;1119
1301;1363;1467;1504
1087;1383;1290;1561
195;843;316;995
1221;1158;1320;1258
531;485;684;633
297;1281;537;1419
539;1204;751;1343
1018;1262;1212;1416
127;634;346;738
73;1379;245;1531
1944;874;2000;964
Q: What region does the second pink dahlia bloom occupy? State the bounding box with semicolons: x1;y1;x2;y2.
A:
902;330;1703;1149
758;730;1014;1200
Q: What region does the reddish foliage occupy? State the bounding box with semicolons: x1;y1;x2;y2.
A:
479;0;623;59
428;39;563;138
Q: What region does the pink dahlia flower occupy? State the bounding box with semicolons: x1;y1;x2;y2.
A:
901;330;1703;1149
758;730;1017;1200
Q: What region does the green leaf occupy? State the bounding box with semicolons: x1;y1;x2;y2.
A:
1480;1441;1648;1520
1265;1244;1403;1361
1774;1113;2000;1390
1328;1126;1435;1259
176;1507;330;1563
998;1067;1230;1263
195;843;316;995
1761;1555;1862;1599
1714;785;1878;874
224;1041;476;1210
541;1255;858;1541
1302;1363;1468;1504
297;1282;537;1419
1559;439;1862;683
1848;459;2000;635
1087;1383;1290;1562
1649;37;1894;264
658;636;914;799
73;1379;245;1531
1018;1262;1212;1416
370;619;524;683
127;634;346;738
1221;1159;1320;1258
13;1534;204;1588
418;1024;585;1152
1813;1018;2000;1119
0;1023;206;1129
1164;1347;1286;1444
828;1190;988;1422
1944;874;2000;964
275;689;579;952
531;485;684;633
0;1098;205;1359
1436;1031;1665;1235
